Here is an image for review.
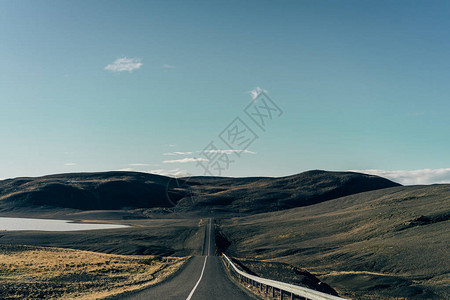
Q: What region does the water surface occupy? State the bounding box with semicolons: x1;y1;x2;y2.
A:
0;217;129;231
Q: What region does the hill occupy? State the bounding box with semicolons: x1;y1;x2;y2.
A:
216;184;450;299
0;171;184;211
184;170;401;213
0;170;400;214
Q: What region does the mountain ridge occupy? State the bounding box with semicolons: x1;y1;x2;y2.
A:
0;170;401;213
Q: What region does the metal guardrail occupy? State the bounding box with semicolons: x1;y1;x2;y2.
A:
222;253;347;300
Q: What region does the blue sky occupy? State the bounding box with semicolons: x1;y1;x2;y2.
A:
1;1;450;184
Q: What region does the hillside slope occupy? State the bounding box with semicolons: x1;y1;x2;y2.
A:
0;172;186;211
0;170;400;214
217;184;450;299
184;170;400;213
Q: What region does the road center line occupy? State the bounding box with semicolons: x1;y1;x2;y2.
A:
186;219;211;300
186;256;208;300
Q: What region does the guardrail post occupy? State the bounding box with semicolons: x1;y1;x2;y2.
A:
290;292;293;300
272;286;275;298
265;284;268;294
280;289;284;300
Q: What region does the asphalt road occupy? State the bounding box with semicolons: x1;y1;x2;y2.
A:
119;218;253;300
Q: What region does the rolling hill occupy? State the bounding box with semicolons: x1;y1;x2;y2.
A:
0;170;400;214
184;170;401;213
0;172;182;211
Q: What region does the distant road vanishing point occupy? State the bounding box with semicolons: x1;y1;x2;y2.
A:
119;218;253;300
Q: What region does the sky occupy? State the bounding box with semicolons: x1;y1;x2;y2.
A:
1;0;450;184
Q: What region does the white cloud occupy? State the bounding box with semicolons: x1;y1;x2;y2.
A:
164;150;255;156
202;149;256;155
149;168;190;177
128;163;156;167
248;86;268;100
351;168;450;185
163;158;208;164
64;163;76;166
105;57;143;72
118;168;135;172
163;151;194;156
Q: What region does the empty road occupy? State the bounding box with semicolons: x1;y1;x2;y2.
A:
120;218;253;300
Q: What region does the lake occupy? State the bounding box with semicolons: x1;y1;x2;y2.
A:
0;217;129;231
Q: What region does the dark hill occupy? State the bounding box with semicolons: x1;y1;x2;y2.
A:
0;171;187;211
183;170;401;213
0;170;400;213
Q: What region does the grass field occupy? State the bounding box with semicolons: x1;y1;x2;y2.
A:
0;244;187;299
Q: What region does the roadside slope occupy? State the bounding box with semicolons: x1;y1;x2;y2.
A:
217;184;450;299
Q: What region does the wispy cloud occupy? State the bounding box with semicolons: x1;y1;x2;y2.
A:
118;168;135;172
105;57;143;72
351;168;450;185
248;86;268;100
163;151;194;156
203;149;256;155
128;163;156;167
164;150;255;156
163;158;208;164
64;163;76;166
149;168;190;177
162;64;176;71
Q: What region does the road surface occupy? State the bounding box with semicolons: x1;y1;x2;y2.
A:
119;218;253;300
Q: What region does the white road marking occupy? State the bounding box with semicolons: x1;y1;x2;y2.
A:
186;256;208;300
186;219;212;300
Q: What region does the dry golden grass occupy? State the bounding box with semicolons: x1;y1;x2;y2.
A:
0;245;187;299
